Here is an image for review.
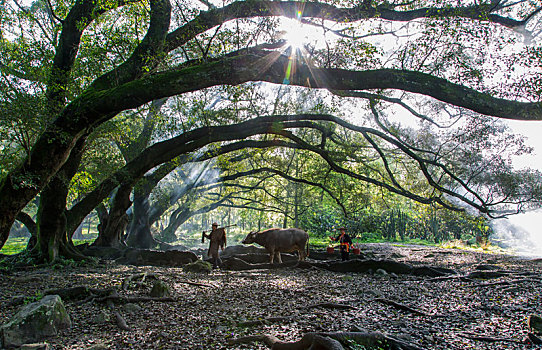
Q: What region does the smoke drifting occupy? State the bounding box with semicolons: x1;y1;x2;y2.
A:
491;210;542;257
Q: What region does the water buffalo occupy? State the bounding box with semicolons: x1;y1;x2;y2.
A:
241;228;309;263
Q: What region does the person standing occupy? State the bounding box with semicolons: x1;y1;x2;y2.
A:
331;227;353;261
202;222;227;268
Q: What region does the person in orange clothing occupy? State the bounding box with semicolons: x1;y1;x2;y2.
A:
331;227;353;261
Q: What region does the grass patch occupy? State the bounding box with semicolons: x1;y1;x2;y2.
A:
439;239;511;254
0;237;29;255
0;237;96;256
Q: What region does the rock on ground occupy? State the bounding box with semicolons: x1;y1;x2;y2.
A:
1;294;71;348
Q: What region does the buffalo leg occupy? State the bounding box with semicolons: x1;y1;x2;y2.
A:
275;251;282;264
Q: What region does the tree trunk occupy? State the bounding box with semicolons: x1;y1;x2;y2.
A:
294;158;300;228
125;195;155;249
34;176;85;262
92;185;132;247
163;206;192;242
32;137;87;262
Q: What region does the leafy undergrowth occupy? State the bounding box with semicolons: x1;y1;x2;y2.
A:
0;243;541;349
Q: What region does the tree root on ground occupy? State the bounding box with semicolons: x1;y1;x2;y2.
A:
122;272;158;290
228;331;425;350
106;299;131;331
94;294;176;303
311;259;413;275
45;285;176;303
222;257;302;270
45;284;175;331
177;280;218;288
303;302;356;311
425;275;474;283
58;240;90;262
410;266;456;277
457;332;525;344
373;298;427;316
45;286;116;300
222;256;456;278
466;271;509;279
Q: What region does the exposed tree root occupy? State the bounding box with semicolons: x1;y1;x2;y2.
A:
122;272;158;290
45;286;116;300
476;280;510;287
177;280;217;288
96;294;176;303
224;253;299;264
45;283;175;331
425;275;474;283
311;259;413;275
304;302;355;311
116;248;197;267
59;241;89;262
222;256;455;278
228;331;425;350
373;298;427;316
14;239;92;266
466;271;509;279
106;299;131;331
410;266;456;277
44;285;175;303
457;332;525;344
93;289;175;303
222;257;302;270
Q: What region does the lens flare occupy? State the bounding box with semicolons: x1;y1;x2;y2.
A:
281;19;311;50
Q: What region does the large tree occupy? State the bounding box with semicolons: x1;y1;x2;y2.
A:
1;0;541;259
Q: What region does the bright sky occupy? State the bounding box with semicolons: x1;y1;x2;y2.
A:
505;120;542;171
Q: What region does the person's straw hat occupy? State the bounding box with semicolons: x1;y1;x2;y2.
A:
212;222;219;227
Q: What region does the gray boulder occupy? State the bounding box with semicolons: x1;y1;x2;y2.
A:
1;294;71;348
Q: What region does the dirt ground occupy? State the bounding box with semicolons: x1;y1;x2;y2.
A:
1;243;541;349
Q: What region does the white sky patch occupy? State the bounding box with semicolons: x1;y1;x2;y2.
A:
278;17;332;51
504;120;542;171
280;19;314;49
